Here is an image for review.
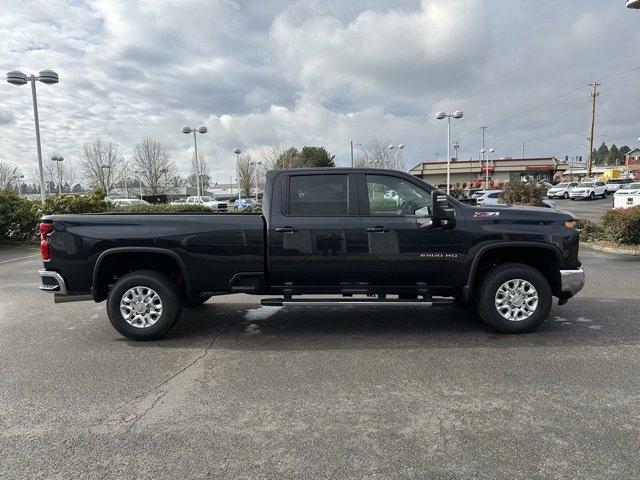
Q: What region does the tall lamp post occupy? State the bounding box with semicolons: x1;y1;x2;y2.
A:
435;110;464;194
233;148;242;201
12;174;25;196
50;155;63;195
480;148;495;187
522;137;541;159
387;144;405;170
6;70;59;204
133;170;143;199
249;160;263;201
182;126;207;197
101;164;111;197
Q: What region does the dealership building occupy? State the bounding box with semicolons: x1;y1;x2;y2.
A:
409;157;571;188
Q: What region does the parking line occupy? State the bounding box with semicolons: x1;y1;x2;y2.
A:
0;254;40;265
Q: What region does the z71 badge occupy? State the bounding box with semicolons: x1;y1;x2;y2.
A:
474;211;500;217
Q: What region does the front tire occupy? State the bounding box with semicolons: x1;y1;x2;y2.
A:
476;263;552;334
589;191;595;200
563;192;569;199
106;270;183;341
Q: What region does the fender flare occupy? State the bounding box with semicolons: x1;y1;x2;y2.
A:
92;247;194;301
462;241;564;300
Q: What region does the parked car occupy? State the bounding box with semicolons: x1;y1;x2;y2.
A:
185;195;228;212
169;199;185;205
613;182;640;209
605;177;634;194
38;168;584;340
108;198;151;207
569;181;607;200
234;197;257;210
547;182;578;199
475;190;502;205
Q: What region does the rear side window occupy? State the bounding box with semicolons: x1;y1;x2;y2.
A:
488;192;500;198
289;175;348;216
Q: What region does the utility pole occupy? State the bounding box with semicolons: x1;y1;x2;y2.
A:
480;126;487;186
350;140;354;167
586;82;600;178
453;141;459;161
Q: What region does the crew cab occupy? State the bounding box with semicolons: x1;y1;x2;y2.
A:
38;168;585;340
569;181;607;200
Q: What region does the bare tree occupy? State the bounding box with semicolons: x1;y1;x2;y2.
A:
354;136;397;169
260;140;307;170
0;161;20;190
132;138;176;194
237;153;255;197
79;139;123;194
187;149;211;192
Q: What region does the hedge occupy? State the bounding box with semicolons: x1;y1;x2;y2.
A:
0;189;263;242
599;205;640;245
498;181;546;207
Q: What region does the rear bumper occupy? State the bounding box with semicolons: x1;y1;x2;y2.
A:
559;268;585;297
39;269;68;294
39;269;92;303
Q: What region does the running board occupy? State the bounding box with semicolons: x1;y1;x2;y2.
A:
260;298;454;307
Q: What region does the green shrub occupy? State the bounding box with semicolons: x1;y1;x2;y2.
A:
600;205;640;245
0;189;39;242
108;203;213;214
576;218;604;242
41;190;109;215
498;182;545;207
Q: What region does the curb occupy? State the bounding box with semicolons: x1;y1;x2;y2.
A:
581;242;640;256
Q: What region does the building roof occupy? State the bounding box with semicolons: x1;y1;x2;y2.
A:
412;156;557;168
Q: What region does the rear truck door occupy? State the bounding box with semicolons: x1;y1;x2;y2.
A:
267;171;366;290
358;172;472;291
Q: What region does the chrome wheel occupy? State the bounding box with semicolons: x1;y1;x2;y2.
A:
120;286;163;328
494;279;538;322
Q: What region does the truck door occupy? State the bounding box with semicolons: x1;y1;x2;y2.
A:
268;172;365;289
358;173;471;289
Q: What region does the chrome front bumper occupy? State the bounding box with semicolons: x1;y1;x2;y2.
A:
560;268;585;297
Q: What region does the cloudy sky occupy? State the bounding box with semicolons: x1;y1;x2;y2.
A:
1;0;639;183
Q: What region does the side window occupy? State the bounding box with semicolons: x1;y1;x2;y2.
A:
366;174;432;216
289;175;348;216
488;192;500;198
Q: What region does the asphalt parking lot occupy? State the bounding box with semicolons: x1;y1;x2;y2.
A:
550;196;613;222
1;245;639;479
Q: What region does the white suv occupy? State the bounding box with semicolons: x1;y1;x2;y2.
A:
547;182;578;199
186;196;228;212
569;181;607;200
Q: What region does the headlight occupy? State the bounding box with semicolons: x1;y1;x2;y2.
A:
564;220;577;229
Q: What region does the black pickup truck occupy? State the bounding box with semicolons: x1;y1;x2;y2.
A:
38;168;585;340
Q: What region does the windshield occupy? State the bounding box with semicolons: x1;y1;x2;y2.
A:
577;182;593;187
554;183;568;188
200;196;213;202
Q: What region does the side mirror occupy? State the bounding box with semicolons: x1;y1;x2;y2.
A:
431;190;456;229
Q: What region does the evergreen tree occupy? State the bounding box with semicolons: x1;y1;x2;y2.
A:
300;146;335;167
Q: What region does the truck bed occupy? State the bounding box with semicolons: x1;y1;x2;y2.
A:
43;213;265;295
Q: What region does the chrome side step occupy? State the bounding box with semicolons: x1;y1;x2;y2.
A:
260;298;453;307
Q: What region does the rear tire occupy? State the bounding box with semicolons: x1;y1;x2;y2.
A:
476;262;552;334
106;270;183;341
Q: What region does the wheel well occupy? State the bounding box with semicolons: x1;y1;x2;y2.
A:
93;252;188;302
470;247;561;298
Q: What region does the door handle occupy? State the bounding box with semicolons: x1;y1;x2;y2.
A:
366;226;390;233
275;226;299;233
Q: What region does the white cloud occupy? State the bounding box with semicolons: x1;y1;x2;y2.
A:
1;0;639;186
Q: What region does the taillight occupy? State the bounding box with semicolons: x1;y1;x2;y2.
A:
39;222;54;260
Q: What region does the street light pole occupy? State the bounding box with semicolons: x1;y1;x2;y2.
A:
436;110;463;194
182;126;207;197
233;148;241;201
7;70;59;204
51;155;63;195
